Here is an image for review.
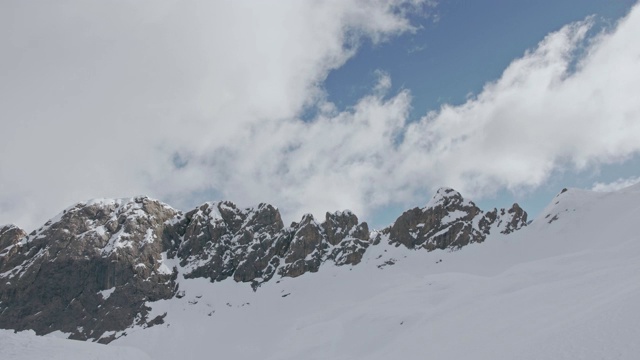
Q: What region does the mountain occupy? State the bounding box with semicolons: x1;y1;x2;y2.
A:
3;184;640;359
106;183;638;360
0;188;526;344
381;187;527;250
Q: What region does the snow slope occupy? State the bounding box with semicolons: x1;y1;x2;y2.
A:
0;330;150;360
108;184;640;359
6;184;640;359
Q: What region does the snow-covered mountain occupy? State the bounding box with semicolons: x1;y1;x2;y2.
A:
0;187;525;345
4;183;640;359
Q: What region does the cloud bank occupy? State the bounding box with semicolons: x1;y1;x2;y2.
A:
592;176;640;192
1;1;640;229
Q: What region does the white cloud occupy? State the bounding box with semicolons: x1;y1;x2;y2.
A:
2;0;640;230
393;5;640;200
225;4;640;223
591;176;640;192
0;0;433;229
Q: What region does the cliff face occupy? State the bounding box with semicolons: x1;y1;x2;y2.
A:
0;197;179;343
171;202;369;286
0;188;527;342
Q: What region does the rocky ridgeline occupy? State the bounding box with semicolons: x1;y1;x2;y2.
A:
382;187;527;250
171;201;369;286
0;188;526;342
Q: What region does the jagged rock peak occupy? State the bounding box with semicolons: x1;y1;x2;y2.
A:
0;196;179;343
504;203;528;233
62;195;177;219
176;203;370;283
323;210;367;246
383;187;528;250
186;201;284;230
0;223;24;232
0;225;27;267
176;200;287;284
0;192;528;343
0;224;26;252
425;187;468;208
278;210;370;278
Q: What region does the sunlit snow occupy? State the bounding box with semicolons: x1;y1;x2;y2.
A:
4;184;640;359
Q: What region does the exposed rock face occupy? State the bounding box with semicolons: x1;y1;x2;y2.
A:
0;187;526;342
173;204;369;285
175;201;288;285
487;203;528;234
0;197;178;343
0;225;26;249
278;211;370;278
383;188;528;250
0;225;27;264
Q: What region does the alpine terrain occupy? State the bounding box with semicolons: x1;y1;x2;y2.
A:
1;184;639;359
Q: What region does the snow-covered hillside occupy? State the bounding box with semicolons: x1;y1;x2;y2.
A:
0;330;149;360
2;184;639;359
106;184;640;359
0;189;525;342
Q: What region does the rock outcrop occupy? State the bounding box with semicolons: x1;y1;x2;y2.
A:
277;211;370;278
0;225;27;261
382;188;528;250
174;201;286;284
0;197;179;343
0;188;527;342
172;203;369;286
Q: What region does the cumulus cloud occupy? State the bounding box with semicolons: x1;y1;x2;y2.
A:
2;0;640;230
0;0;433;228
591;176;640;192
396;11;640;197
215;3;640;223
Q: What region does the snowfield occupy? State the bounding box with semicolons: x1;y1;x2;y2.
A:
0;329;150;360
4;184;640;359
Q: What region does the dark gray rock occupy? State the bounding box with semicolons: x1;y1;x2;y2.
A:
382;188;528;251
174;204;371;282
278;211;370;278
0;197;178;342
0;188;526;343
175;202;286;285
0;225;27;272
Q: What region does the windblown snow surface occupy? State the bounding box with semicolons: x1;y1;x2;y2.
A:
0;330;149;360
5;184;640;359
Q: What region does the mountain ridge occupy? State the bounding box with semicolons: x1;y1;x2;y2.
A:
0;187;527;343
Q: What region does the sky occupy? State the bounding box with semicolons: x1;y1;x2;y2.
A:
1;0;639;231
